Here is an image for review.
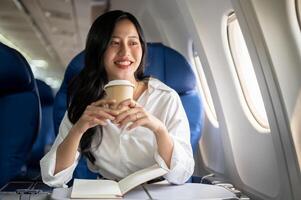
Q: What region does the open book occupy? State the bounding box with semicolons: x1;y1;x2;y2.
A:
70;164;168;199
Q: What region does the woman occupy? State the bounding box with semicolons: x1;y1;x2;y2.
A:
40;10;194;187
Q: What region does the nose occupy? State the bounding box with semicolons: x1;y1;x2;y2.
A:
118;42;129;57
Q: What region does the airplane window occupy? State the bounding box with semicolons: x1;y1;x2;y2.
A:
296;0;301;28
227;13;270;131
191;45;219;127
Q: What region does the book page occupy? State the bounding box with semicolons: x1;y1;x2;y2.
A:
71;179;122;199
118;164;168;195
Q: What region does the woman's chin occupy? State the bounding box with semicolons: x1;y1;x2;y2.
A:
111;77;129;81
112;75;133;81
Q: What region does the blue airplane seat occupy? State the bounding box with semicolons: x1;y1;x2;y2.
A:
145;43;203;153
0;43;41;187
53;43;203;181
27;79;55;172
53;52;85;135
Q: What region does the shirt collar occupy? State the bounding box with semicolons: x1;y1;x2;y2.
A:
147;77;172;94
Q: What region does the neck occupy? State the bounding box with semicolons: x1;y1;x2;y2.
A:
133;81;140;99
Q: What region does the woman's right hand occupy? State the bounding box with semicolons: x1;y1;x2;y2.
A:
72;99;119;134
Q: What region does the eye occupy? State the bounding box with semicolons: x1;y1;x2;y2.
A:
129;41;139;46
110;40;120;46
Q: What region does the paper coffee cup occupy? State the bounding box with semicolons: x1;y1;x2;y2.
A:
104;80;135;108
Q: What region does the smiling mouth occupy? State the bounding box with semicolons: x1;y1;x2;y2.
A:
115;60;133;69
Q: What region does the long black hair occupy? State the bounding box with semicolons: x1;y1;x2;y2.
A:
67;10;147;163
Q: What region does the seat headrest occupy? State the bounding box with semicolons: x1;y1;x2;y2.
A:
0;43;33;94
36;79;54;106
64;51;85;84
145;43;196;94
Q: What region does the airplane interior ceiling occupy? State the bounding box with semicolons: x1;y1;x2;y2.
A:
0;0;110;85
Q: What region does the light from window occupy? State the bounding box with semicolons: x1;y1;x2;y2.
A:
191;45;219;127
227;13;270;130
296;0;301;28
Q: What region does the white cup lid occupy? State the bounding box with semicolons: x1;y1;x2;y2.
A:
104;80;135;89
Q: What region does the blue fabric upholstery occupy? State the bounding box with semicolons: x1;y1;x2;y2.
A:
53;52;85;135
145;43;196;94
145;43;203;152
0;43;41;187
28;79;55;169
53;43;203;179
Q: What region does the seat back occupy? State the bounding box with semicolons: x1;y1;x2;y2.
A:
53;52;85;135
28;79;55;169
0;43;41;187
53;43;203;179
145;43;203;152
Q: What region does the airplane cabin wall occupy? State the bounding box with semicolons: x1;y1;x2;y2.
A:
233;0;301;199
175;0;228;177
178;1;277;197
175;0;300;199
143;0;191;60
250;0;301;173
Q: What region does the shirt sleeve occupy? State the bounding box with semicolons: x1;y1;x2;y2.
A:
154;91;195;184
40;112;81;187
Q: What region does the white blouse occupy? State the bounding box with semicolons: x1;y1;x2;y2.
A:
40;78;194;187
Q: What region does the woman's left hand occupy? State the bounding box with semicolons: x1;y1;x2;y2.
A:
113;99;165;133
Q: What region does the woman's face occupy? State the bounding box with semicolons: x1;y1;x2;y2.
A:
104;19;142;81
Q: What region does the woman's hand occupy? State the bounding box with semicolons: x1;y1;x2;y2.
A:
113;99;165;134
113;99;174;168
72;99;119;134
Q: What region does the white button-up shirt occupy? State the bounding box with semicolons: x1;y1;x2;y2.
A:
40;78;194;187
